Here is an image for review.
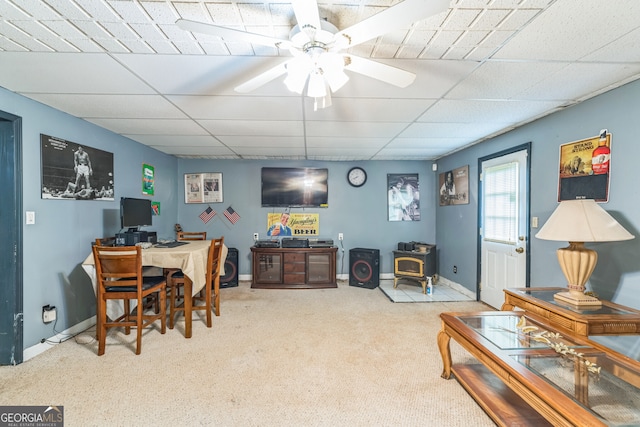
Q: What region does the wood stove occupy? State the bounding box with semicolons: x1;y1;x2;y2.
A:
393;244;436;293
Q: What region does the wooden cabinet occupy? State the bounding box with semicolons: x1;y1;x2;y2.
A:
251;247;337;289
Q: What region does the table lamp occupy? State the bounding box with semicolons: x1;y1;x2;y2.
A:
535;199;634;306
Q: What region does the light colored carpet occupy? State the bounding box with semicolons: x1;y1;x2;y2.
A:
0;282;496;427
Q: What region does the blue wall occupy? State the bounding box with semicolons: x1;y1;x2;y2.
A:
174;159;436;278
435;79;640;309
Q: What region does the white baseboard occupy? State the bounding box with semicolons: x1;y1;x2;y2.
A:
23;316;96;362
436;276;476;299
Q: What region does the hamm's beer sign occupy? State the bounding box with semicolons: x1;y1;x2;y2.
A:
267;213;319;237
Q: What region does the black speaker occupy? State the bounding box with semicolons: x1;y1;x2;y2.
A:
220;247;239;288
349;248;380;289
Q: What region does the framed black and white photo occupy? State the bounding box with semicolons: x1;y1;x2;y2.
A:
184;173;223;204
387;173;420;221
40;134;114;200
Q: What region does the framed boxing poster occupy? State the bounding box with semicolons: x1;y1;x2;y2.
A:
40;134;114;200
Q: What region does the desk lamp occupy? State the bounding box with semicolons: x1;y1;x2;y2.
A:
535;199;634;306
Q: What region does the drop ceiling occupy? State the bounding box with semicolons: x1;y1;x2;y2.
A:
1;0;639;160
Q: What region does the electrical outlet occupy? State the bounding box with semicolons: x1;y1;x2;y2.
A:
42;305;56;323
253;233;259;241
453;265;457;274
26;211;35;225
338;233;343;241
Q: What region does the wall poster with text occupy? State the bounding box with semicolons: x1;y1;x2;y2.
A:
142;163;154;196
558;130;611;202
184;173;223;203
40;134;114;200
266;212;319;237
387;173;420;221
439;165;469;206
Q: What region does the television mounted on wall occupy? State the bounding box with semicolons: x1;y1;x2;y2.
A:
261;167;329;208
120;197;152;231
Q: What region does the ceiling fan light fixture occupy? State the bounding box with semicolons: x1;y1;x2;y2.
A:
284;58;310;94
324;69;349;93
307;72;327;98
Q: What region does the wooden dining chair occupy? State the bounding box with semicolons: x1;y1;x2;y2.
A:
94;237;116;247
166;237;224;330
165;231;208;316
177;231;207;241
92;245;167;355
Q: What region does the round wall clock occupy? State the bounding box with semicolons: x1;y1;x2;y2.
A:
347;167;367;187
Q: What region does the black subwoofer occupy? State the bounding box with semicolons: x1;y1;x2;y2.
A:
349;248;380;289
220;247;239;288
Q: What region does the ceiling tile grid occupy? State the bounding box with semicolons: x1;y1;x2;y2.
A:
0;0;639;160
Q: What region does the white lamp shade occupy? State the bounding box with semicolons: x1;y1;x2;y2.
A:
535;199;634;242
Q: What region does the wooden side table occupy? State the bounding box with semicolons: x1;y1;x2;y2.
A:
502;287;640;336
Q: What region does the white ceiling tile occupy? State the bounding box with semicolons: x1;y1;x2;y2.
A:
519;63;640;101
306;137;388;148
169;95;304;120
9;0;59;19
87;118;208;135
231;146;307;157
0;52;154;93
305;121;406;137
140;1;180;24
418;99;562;124
130;135;224;147
221;135;304;148
69;20;112;39
199;120;304;136
446;61;567;99
107;1;151;24
206;3;242;26
399;122;506;139
152;145;238;157
389;137;471;149
0;1;32;19
495;0;640;61
73;0;120;21
44;0;91;20
307;147;380;157
25;94;188;119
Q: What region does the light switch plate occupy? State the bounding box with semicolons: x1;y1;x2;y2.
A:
26;211;35;225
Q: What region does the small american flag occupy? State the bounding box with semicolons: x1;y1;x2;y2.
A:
199;206;216;224
224;206;240;224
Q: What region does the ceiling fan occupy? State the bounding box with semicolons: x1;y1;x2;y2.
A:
176;0;450;108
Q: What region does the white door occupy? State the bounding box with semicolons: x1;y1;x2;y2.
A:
480;149;528;309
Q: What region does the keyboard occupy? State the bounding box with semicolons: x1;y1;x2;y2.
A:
156;241;188;248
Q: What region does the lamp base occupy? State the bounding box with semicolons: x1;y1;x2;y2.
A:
553;291;602;307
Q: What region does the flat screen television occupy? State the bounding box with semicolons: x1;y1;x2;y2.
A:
120;197;152;231
261;167;329;208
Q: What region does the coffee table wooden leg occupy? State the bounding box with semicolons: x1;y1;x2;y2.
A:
438;322;453;379
184;277;193;338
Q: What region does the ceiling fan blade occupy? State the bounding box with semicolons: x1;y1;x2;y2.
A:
291;0;322;36
234;61;290;93
176;19;291;49
334;0;450;49
345;55;416;88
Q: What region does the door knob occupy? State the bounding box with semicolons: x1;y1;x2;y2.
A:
515;247;524;253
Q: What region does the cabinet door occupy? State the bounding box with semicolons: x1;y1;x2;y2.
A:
307;253;332;283
255;253;282;283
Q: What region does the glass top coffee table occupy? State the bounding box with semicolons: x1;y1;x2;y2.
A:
438;311;640;427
